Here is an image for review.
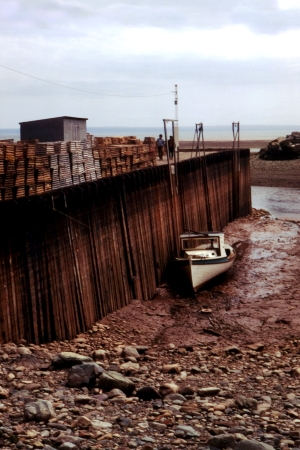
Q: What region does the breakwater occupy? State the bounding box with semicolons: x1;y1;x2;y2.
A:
0;150;251;344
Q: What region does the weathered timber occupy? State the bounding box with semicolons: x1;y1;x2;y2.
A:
0;150;251;343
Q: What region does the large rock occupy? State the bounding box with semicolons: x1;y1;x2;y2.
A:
90;420;113;430
24;400;56;422
52;352;93;369
176;425;200;438
97;371;135;396
0;427;14;438
67;362;104;387
16;346;32;355
291;367;300;377
161;363;181;374
119;361;140;374
179;385;195;396
58;444;79;450
235;395;258;409
136;386;161;401
159;383;179;397
224;345;241;355
198;387;221;397
259;132;300;160
93;349;109;361
0;387;9;399
235;440;275;450
121;346;140;360
207;433;236;448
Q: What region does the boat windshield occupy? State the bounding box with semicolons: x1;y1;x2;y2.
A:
181;237;220;251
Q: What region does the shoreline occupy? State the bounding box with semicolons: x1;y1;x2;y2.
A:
179;139;269;149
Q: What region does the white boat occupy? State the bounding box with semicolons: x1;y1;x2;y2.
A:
175;231;236;291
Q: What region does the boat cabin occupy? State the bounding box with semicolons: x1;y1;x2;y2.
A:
179;232;226;258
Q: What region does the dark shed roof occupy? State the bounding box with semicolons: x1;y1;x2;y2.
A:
19;116;88;124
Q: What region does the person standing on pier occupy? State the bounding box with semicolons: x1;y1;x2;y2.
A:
168;135;174;160
156;134;165;160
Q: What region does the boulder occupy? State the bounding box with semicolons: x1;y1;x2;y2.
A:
24;400;56;422
198;387;221;397
235;440;275;450
58;444;79;450
52;352;93;369
0;387;9;399
67;362;104;388
97;371;135;396
107;388;127;399
119;361;140;374
159;383;179;397
93;349;109;361
116;416;132;427
176;425;200;438
207;433;236;448
136;386;161;401
235;395;258;410
225;345;241;355
121;346;140;360
16;346;32;355
161;363;181;374
259;132;300;160
0;427;14;438
179;385;195;396
165;393;186;402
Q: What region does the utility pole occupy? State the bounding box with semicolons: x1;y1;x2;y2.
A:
173;84;179;160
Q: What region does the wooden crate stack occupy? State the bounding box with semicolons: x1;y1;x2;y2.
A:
53;142;73;189
92;136;156;178
0;135;157;201
34;143;53;194
81;139;97;182
67;141;85;185
1;143;17;200
25;143;36;197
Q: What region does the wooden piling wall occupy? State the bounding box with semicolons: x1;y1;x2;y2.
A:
0;150;251;344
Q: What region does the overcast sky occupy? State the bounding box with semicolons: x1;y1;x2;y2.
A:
1;0;300;128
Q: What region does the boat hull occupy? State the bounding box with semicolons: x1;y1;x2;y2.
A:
175;254;235;291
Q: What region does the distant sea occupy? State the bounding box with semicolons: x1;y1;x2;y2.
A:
1;124;299;142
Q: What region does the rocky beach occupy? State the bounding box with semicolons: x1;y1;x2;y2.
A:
1;149;300;450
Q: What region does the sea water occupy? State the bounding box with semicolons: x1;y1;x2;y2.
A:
252;186;300;220
1;124;299;143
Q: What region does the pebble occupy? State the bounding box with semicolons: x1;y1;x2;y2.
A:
198;387;221;396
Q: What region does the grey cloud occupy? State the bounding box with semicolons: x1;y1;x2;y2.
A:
2;0;300;35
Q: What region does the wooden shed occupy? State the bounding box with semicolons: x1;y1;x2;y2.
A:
19;116;88;142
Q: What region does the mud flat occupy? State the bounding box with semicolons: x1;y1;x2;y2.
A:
250;153;300;188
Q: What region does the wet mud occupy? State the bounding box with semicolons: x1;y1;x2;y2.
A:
101;209;300;351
